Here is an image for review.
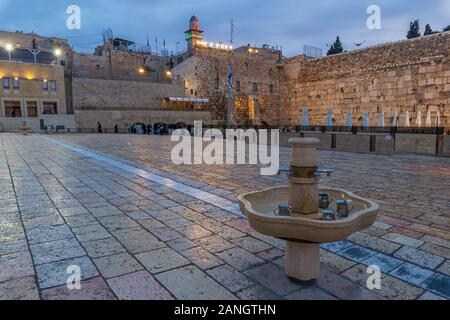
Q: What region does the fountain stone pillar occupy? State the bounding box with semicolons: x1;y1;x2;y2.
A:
286;137;321;282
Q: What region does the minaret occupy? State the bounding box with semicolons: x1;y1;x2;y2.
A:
185;15;203;50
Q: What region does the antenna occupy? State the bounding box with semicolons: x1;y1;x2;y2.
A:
230;19;234;44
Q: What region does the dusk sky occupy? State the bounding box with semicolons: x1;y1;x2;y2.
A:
0;0;449;56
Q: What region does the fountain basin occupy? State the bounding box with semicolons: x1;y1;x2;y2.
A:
238;186;379;244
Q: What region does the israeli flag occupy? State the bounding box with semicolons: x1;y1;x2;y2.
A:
228;64;233;90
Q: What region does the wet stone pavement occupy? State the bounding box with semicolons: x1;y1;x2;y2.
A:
0;133;449;300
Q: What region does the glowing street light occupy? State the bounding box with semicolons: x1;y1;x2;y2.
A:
138;67;145;74
5;43;13;60
166;71;172;77
54;48;62;56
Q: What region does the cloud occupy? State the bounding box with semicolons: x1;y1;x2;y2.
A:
0;0;447;56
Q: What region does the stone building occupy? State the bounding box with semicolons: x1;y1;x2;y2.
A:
0;31;75;132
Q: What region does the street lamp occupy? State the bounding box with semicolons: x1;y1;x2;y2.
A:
54;48;62;65
5;43;13;61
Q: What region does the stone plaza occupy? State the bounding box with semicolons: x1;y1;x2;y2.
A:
0;133;449;300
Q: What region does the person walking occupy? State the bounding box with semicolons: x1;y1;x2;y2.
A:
114;124;119;134
97;122;103;133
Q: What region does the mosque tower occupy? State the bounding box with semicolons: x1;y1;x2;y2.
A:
185;15;203;49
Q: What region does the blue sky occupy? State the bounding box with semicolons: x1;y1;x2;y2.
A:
0;0;448;56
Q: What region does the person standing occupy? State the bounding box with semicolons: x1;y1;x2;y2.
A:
114;124;119;134
97;122;103;133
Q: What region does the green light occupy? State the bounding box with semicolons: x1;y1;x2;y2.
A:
185;34;203;40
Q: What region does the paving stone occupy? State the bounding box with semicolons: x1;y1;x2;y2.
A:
0;251;35;283
150;227;182;242
58;206;90;217
421;235;450;249
389;263;434;286
231;236;273;253
0;277;40;300
22;213;65;229
35;256;99;289
0;212;21;223
438;260;450;276
30;238;86;265
64;214;98;228
194;235;236;253
27;224;74;244
285;286;337;300
382;233;425;248
320;249;356;273
107;270;173;300
207;265;255;293
361;253;405;273
140;218;166;231
94;252;143;278
0;240;28;256
348;232;401;254
72;223;111;242
418;291;446;300
146;209;180;221
181;247;224;270
88;205;124;218
338;245;378;263
155;265;237;300
257;248;285;261
317;265;384;300
217;248;265;271
342;264;423;300
112;227;166;255
420;242;450;260
98;215;140;232
199;219;245;240
236;284;281;300
166;237;197;251
0;222;26;243
41;276;116;300
244;263;301;296
320;240;353;253
394;246;445;269
83;238;126;258
125;210;151;221
373;221;393;230
163;217;193;229
176;224;213;240
421;273;450;299
136;247;189;274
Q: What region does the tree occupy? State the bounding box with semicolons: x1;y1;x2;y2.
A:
424;24;434;35
327;36;344;56
444;25;450;32
407;20;421;39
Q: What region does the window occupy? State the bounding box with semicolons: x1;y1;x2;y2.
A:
270;84;274;94
214;78;220;90
3;77;10;89
26;101;38;117
50;80;57;92
4;101;21;117
42;102;58;114
236;81;241;92
43;80;49;91
13;78;19;90
252;82;258;93
191;89;194;95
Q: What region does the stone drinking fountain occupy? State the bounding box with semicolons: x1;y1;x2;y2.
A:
19;121;30;135
238;138;379;282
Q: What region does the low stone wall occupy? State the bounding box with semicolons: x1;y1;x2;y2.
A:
394;134;437;155
293;131;446;156
444;135;450;157
75;110;212;132
0;115;76;133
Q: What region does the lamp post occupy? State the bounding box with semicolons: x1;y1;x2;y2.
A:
6;43;13;61
54;48;62;64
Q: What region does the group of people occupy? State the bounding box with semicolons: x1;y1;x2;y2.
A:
95;122;191;135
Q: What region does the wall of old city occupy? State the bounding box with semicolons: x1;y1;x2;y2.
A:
173;46;282;125
71;77;210;129
281;32;450;130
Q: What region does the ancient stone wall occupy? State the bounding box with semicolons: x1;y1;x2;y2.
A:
173;46;282;125
72;78;185;111
281;32;450;130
